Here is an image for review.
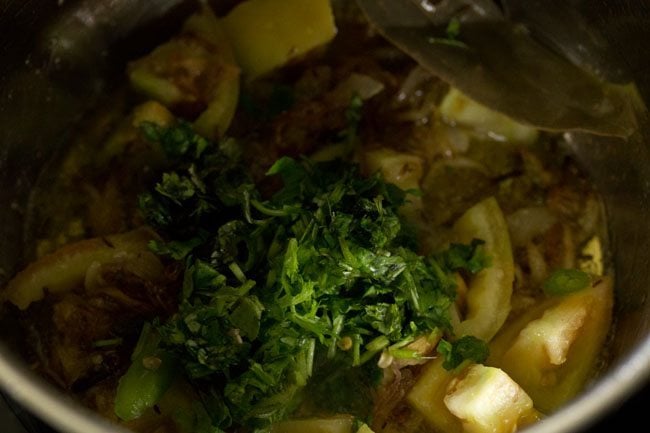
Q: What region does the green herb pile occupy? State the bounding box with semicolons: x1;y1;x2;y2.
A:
132;122;488;431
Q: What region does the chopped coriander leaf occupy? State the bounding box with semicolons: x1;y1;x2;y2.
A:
136;123;490;431
302;353;381;418
446;18;461;40
141;120;209;160
341;94;364;143
438;238;491;274
149;236;205;261
543;268;592;295
438;335;490;371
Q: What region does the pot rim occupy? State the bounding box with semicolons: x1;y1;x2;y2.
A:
0;337;649;433
0;343;129;433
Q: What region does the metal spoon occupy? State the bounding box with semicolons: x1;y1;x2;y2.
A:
355;0;644;138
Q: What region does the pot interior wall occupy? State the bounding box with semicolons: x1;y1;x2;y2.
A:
0;1;648;432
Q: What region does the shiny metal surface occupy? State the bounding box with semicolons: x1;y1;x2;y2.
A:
356;0;645;138
0;1;648;433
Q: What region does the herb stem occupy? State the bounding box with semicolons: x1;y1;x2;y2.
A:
92;337;124;348
251;199;294;217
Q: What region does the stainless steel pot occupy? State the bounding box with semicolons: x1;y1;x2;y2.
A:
0;1;648;433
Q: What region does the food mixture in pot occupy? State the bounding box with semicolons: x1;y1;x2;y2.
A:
1;2;614;433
